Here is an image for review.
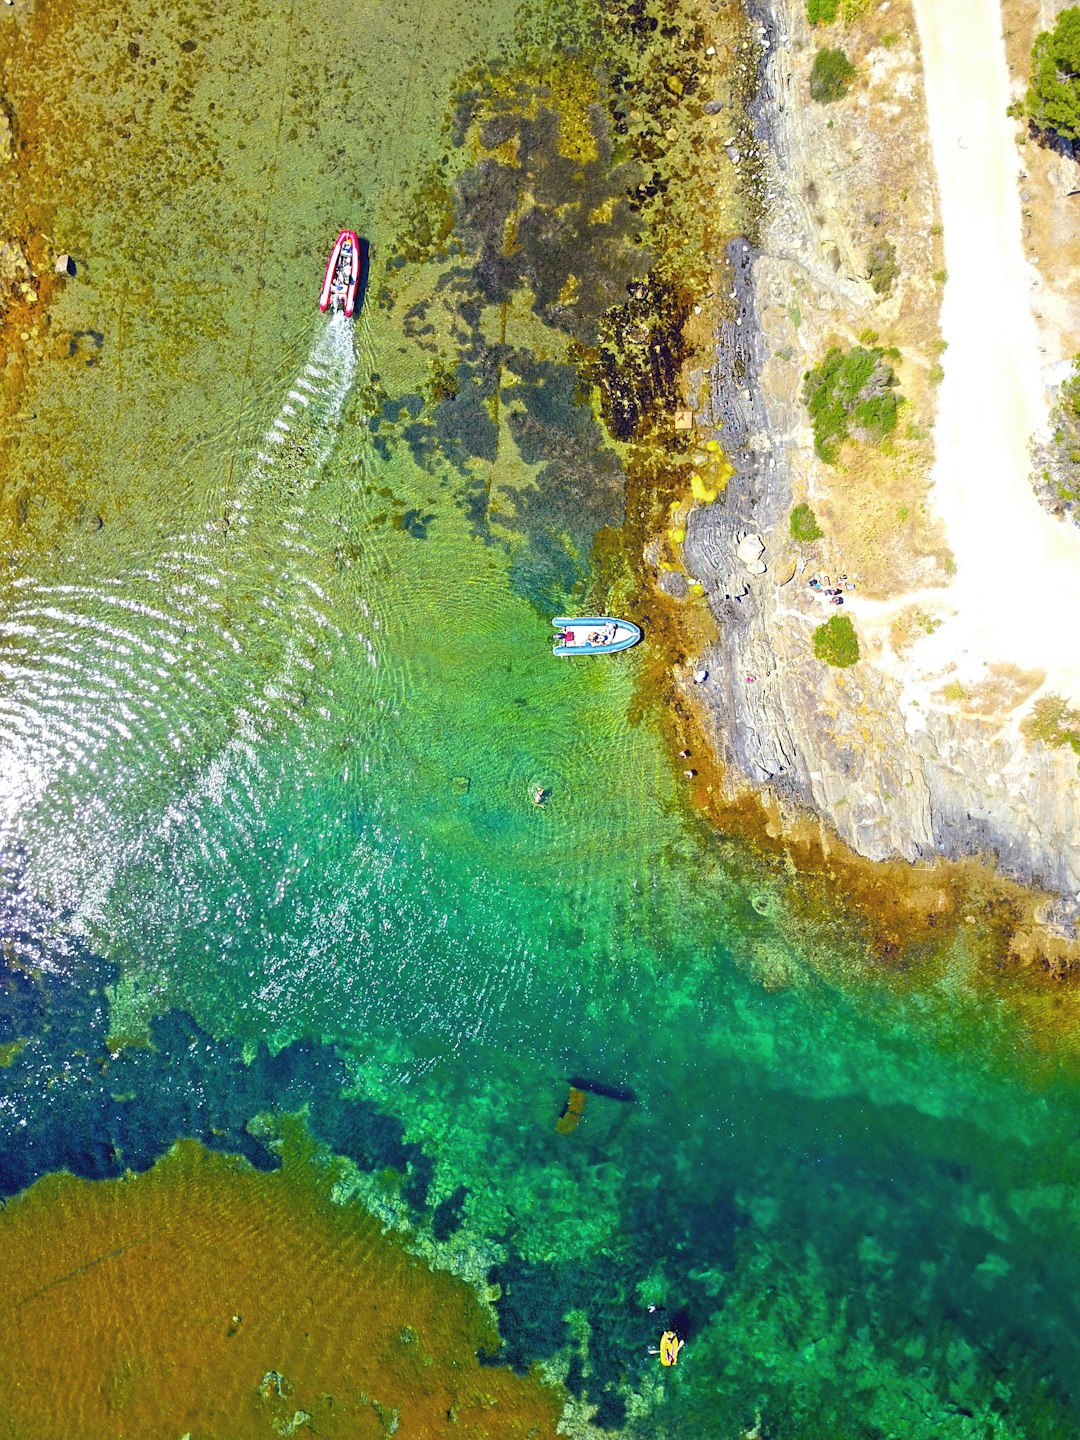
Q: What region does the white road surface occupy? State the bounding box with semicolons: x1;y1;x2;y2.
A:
908;0;1080;695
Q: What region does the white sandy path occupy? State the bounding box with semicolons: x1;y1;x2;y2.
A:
900;0;1080;699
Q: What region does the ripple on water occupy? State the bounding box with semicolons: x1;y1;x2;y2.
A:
0;316;400;913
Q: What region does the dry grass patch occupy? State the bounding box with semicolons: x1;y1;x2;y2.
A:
934;665;1044;720
966;664;1046;718
888;605;942;656
783;0;953;597
817;386;951;595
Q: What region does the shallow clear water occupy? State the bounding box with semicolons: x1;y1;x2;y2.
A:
2;0;1080;1435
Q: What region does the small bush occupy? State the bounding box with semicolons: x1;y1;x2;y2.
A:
802;344;901;462
865;239;898;296
807;0;839;21
813;614;860;667
810;47;855;103
1024;694;1080;753
1062;353;1080;422
790;503;824;541
852;392;899;439
1033;353;1080;520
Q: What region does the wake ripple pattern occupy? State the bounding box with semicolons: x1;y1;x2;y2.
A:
0;315;363;918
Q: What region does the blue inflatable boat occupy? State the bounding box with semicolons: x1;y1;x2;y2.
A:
552;617;642;656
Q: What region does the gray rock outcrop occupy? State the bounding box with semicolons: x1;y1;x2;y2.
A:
674;0;1080;911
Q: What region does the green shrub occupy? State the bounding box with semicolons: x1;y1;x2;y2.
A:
1061;352;1080;421
1025;7;1080;141
807;0;839;22
1024;694;1080;753
853;393;898;439
865;239;898;296
802;345;900;462
1036;354;1080;521
810;47;855;103
813;614;860;667
790;503;824;542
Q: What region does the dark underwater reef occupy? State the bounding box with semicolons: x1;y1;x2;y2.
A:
7;850;1080;1436
0;856;668;1426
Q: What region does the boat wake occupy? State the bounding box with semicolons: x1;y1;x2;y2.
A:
0;314;365;919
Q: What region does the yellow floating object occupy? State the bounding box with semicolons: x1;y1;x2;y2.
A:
556;1086;586;1135
660;1331;684;1367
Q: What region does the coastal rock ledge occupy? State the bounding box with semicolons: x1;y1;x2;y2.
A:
677;0;1080;912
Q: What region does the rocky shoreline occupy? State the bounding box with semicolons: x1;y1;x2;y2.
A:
669;0;1080;916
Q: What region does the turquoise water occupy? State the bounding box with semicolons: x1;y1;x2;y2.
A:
2;0;1080;1434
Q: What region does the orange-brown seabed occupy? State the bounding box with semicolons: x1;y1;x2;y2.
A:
0;1132;561;1440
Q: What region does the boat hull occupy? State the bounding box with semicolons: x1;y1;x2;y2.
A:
319;229;360;317
551;617;641;656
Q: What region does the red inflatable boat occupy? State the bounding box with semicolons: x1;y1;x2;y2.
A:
319;230;360;317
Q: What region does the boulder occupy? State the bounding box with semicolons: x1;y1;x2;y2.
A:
55;253;77;277
736;533;765;564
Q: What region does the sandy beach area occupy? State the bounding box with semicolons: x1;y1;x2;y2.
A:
903;0;1080;700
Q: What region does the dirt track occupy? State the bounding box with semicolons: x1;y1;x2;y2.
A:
910;0;1080;697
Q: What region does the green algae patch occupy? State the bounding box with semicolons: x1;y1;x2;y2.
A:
0;1132;563;1439
0;1036;27;1067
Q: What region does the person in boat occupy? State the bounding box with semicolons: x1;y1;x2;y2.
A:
645;1304;687;1366
659;1331;684;1366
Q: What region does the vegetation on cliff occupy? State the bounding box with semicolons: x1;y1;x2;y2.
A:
802;344;901;462
810;46;855;103
1023;694;1080;754
806;0;874;22
1034;355;1080;522
865;237;898;296
1022;7;1080;143
813;614;860;667
790;503;824;542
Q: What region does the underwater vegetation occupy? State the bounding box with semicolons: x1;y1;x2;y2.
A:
371;0;760;614
0;852;432;1204
0;1132;563;1439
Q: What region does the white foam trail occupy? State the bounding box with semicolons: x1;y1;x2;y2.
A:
0;316;361;909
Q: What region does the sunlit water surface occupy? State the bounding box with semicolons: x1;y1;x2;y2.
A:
2;1;1080;1436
